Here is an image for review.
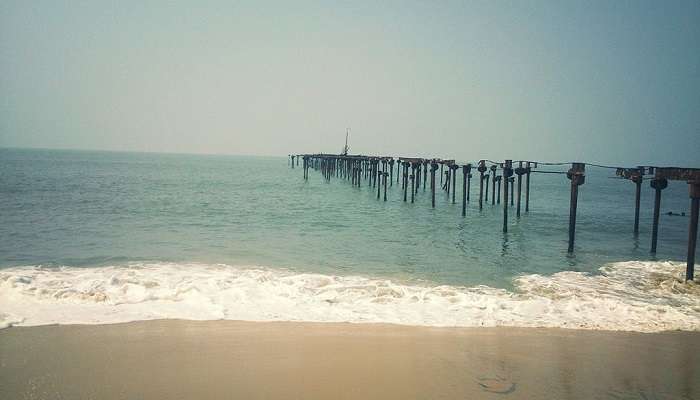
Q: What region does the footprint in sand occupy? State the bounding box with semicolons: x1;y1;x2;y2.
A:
477;375;516;395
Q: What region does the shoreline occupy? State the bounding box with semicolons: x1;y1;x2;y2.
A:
2;320;698;399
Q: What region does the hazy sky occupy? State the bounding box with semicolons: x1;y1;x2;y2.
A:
1;1;698;165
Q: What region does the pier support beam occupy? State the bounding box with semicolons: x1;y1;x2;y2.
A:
389;159;395;186
687;181;699;281
490;165;497;205
467;173;472;202
632;173;643;235
509;177;515;206
410;164;416;203
484;174;490;203
650;177;668;253
525;162;532;212
462;164;471;216
383;172;388;201
502;160;513;232
403;162;408;202
515;162;526;218
451;165;457;204
567;163;586;253
431;162;438;208
478;161;486;210
495;176;502;204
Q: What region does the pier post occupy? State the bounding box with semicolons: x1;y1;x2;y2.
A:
467;173;472;202
389;159;394;186
462;164;471;216
478;161;486;210
632;173;643;235
484;174;490;203
415;163;420;192
525;162;532;212
440;163;444;186
490;165;497;205
567;163;586;253
687;181;699;281
515;162;526;218
403;163;408;202
503;160;513;232
358;165;362;188
509;177;515;206
410;164;416;203
431;162;438;208
495;176;502;204
650;177;668;253
377;165;381;200
451;165;457;204
383;172;388;201
423;162;428;191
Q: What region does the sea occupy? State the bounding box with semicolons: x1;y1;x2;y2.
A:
1;148;698;331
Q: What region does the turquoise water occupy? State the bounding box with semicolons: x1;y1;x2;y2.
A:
0;147;692;289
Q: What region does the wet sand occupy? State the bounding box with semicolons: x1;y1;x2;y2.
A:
0;320;698;399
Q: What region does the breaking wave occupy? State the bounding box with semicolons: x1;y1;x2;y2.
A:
1;261;698;332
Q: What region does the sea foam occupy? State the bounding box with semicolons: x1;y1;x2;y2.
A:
0;261;698;332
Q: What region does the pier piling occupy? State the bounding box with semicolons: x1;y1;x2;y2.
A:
687;181;699;281
650;177;668;253
462;164;471;216
478;161;487;210
503;160;513;232
567;163;586;253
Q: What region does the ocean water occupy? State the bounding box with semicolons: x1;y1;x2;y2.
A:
1;148;698;331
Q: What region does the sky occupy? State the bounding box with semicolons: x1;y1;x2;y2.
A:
1;1;698;166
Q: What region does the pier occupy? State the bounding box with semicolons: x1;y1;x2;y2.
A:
291;154;700;282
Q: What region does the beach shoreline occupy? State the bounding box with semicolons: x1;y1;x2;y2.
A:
1;319;698;399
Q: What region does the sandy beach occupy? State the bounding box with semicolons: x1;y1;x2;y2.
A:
1;320;697;399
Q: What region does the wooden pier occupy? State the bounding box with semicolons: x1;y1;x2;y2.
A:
291;154;700;282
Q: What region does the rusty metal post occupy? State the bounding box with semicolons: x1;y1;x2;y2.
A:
650;177;668;253
567;163;586;253
687;181;699;281
502;160;513;232
478;160;486;210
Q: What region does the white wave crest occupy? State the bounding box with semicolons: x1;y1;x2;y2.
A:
0;261;698;332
